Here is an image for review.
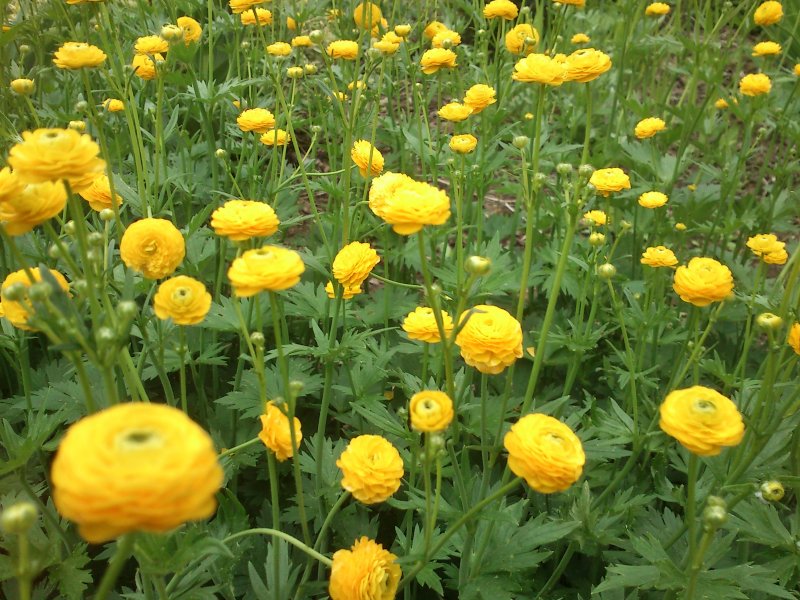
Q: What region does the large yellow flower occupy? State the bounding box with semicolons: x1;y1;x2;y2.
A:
438;102;473;122
402;307;454;343
333;241;380;288
79;174;123;212
503;414;585;493
353;2;382;29
449;134;478;154
645;2;670;16
134;35;169;55
260;129;291;146
228;0;264;14
329;537;401;600
337;435;403;504
153;276;211;325
423;21;448;39
228;246;305;296
431;29;461;49
210;200;280;241
746;233;786;263
266;42;292;57
237;108;276;133
752;41;781;56
455;305;523;375
739;73;771;96
589;168;631;197
659;386;744;456
368;172;416;217
512;53;567;85
635;117;666;139
7;128;105;192
240;8;272;26
420;48;457;75
505;24;539;55
640;246;678;268
0;181;66;236
638;191;668;208
177;16;202;45
483;0;518;19
0;167;24;201
53;42;107;69
754;1;783;26
787;323;800;355
51;403;223;543
410;391;454;432
327;40;359;60
564;48;612;83
259;401;302;462
463;84;496;114
120;218;186;280
0;268;69;330
351;141;384;178
672;257;733;307
368;175;450;235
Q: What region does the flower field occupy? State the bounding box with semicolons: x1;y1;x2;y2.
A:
1;0;799;598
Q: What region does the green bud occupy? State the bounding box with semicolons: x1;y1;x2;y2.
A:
96;326;116;345
64;220;76;236
597;263;616;279
702;505;728;530
250;331;266;349
311;124;323;135
588;232;605;247
1;501;38;534
556;163;574;176
756;312;783;331
88;232;104;247
74;100;88;112
289;380;305;396
465;256;492;276
99;208;115;222
304;63;318;75
117;300;138;320
3;282;27;302
27;282;52;302
240;40;251;50
578;164;595;178
760;480;785;502
512;135;529;149
215;148;227;159
366;47;383;60
309;30;324;44
72;279;88;295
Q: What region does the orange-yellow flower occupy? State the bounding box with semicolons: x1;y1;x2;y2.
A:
409;391;454;432
153;276;211;325
455;305;523;374
120;218;185;280
337;435;403;504
259;401;302;461
402;307;454;343
210;200;280;241
329;538;401;600
672;257;733;307
228;246;304;295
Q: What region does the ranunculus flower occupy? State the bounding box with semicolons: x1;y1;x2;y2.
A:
153;276;211;325
228;246;304;295
455;305;523;374
259;401;302;462
672;257;733;307
120;218;185;280
337;435;403;504
329;537;401;600
409;391;454;432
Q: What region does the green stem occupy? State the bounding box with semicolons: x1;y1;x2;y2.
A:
686;454;699;559
223;528;333;568
218;436;261;459
94;534;136;600
267;452;281;600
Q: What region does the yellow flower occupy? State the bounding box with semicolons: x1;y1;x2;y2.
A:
0;181;66;236
505;23;540;55
287;16;297;30
211;200;280;242
402;306;454;343
420;48;457;74
153;276;211;325
638;191;668;208
714;98;729;109
79;174;123;211
503;414;585;493
409;391;454;432
432;29;461;48
368;172;416;217
589;168;630;197
754;1;783;26
240;8;272;25
553;0;585;5
325;281;362;299
763;247;788;265
483;0;518;19
659;386;744;456
351;140;384;177
327;8;342;20
438;102;473;122
424;21;448;39
120;219;185;280
135;35;169;55
373;38;400;55
260;128;290;146
259;401;302;462
395;24;412;37
672;257;733;307
103;98;125;112
512;53;567;85
583;210;607;226
267;41;292;57
645;2;670;15
286;66;304;79
746;233;786;264
463;84;496;114
10;78;34;95
635;117;666;139
292;35;313;47
228;246;304;296
329;537;401;600
455;305;523;375
1;268;69;330
7;128;105;192
794;64;800;76
333;242;380;288
177;16;202;45
564;48;612;83
368;173;451;235
571;33;590;44
237;108;276;133
0;167;24;201
336;435;403;504
641;246;678;268
752;41;781;56
327;40;359;60
228;0;264;14
739;73;771;96
51;403;223;543
675;222;687;231
353;2;382;30
53;42;107;69
132;53;164;80
449;134;478;154
787;323;800;355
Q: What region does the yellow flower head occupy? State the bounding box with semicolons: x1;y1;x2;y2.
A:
327;40;359;60
292;35;313;47
455;305;523;375
746;233;786;264
0;167;24;201
752;41;781;56
211;200;280;241
395;24;412;37
237;108;276;133
353;2;382;30
420;48;457;74
424;21;448;39
638;191;668;208
659;386;744;456
177;16;202;45
0;181;66;236
589;168;631;197
260;128;291;146
787;323;800;355
505;23;540;55
368;172;416;216
287;16;297;30
641;246;678;268
714;98;729;109
571;33;590;44
564;48;612;83
504;414;585;493
325;281;362;299
7;128;105;192
1;268;69;330
438;102;473;122
259;401;302;462
368;173;450;235
410;390;454;432
432;29;461;48
583;209;608;226
463;84;496;114
53;42;107;69
672;257;733;307
739;73;771;96
754;1;783;26
153;276;211;325
51;403;223;543
553;0;586;5
512;53;567;85
228;0;264;14
402;306;454;343
333;241;380;288
267;41;292;56
103;98;125;112
336;435;404;504
329;537;401;600
79;174;123;212
120;218;185;280
132;53;164;80
483;0;518;20
449;133;478;154
228;245;304;296
634;117;666;139
135;35;169;55
645;2;670;16
240;8;272;25
10;78;34;95
351;141;384;178
763;247;788;265
374;37;400;54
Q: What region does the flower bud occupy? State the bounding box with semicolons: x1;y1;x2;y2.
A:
64;220;76;236
427;432;446;457
427;283;442;301
533;173;547;186
304;63;318;75
19;44;31;54
3;282;27;302
215;148;227;159
512;135;529;149
756;312;783;331
48;244;62;259
99;208;115;221
476;28;486;36
520;5;531;13
289;380;305;396
760;480;785;502
620;220;633;231
72;279;88;295
240;40;250;50
309;30;324;44
10;78;34;95
27;282;52;302
1;501;38;534
465;255;491;276
366;47;383;61
74;100;88;112
556;163;573;176
68;120;86;132
87;232;104;247
117;300;139;320
96;326;116;345
441;39;453;49
577;164;595;178
250;331;266;349
161;24;184;41
524;36;537;47
588;232;605;247
597;263;616;279
311;124;323;135
675;222;687;231
702;504;728;530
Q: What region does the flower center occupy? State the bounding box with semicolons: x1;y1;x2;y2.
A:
545;432;565;446
143;241;158;255
172;287;192;302
115;427;165;452
693;399;716;414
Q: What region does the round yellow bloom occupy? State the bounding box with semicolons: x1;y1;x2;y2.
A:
424;21;447;39
10;78;34;95
228;246;304;296
505;23;539;55
1;269;69;330
287;16;297;30
395;24;412;37
659;386;744;456
638;191;668;208
120;218;185;280
409;391;454;432
787;323;800;355
794;64;800;76
503;414;585;493
237;108;276;133
455;305;523;375
177;16;202;45
0;181;66;236
153;276;211;325
432;29;461;48
583;210;607;226
353;2;382;30
7;128;105;192
327;40;359;60
438;102;473;122
368;172;416;216
571;33;590;44
746;233;786;264
463;84;496;114
449;134;478;154
564;48;612;83
336;435;403;504
132;53;164;80
512;53;567;85
329;537;401;600
739;73;771;96
260;128;290;146
229;0;264;14
754;1;783;26
368;174;451;235
752;41;781;56
635;117;666;139
645;2;670;15
325;281;362;299
351;141;384;178
763;247;788;265
241;8;272;25
211;200;279;241
553;0;585;5
672;257;733;307
103;98;125;112
714;98;729;109
483;0;518;20
589;168;631;197
267;42;292;57
420;48;457;75
374;38;400;54
259;401;302;462
135;35;169;55
333;241;380;287
641;246;678;268
292;35;312;47
79;174;122;211
402;307;454;343
53;42;107;69
51;403;223;543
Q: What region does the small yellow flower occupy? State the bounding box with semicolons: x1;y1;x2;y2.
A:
336;435;403;504
120;218;185;280
351;140;384;177
672;257;733;307
53;42;107;69
132;53;164;80
635;117;666;139
327;40;359;60
638;191;668;208
395;24;412;37
402;307;454;343
483;0;518;19
787;322;800;355
505;23;539;55
329;538;401;600
463;84;496;114
432;29;461;48
353;2;382;30
512;53;567;85
571;33;590;44
754;1;783;26
153;276;211;325
589;168;631;197
675;222;687;231
553;0;586;5
368;173;450;235
260;128;290;146
237;108;276;134
10;78;34;95
240;8;272;26
79;174;123;211
259;402;302;462
211;200;280;241
641;246;678;268
583;209;608;226
455;305;523;375
746;233;787;264
292;35;312;47
333;241;380;288
409;391;454;432
438;102;473;122
645;2;670;16
739;73;771;96
266;42;292;57
325;281;362;299
103;98;125;112
714;98;729;109
374;36;400;55
449;134;478;154
1;268;70;331
420;48;457;74
752;41;781;56
176;16;202;45
423;21;448;39
286;16;297;30
228;0;264;15
134;35;169;55
286;66;304;79
228;246;304;296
